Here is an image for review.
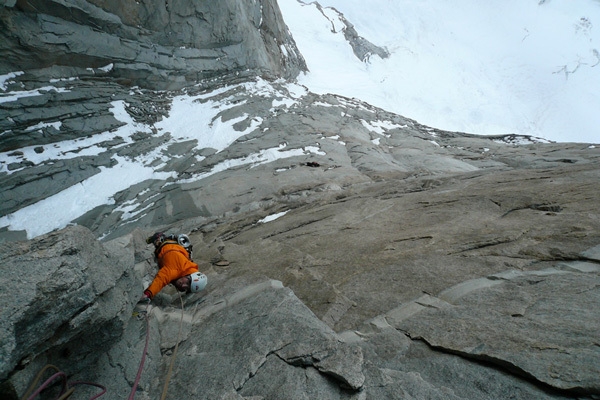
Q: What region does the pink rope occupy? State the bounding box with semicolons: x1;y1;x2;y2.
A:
128;306;151;400
25;304;149;400
69;381;107;399
25;372;107;400
26;372;68;400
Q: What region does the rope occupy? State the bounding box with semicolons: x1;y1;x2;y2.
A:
21;364;105;400
128;302;152;400
24;371;68;400
20;364;60;400
22;297;186;400
55;387;75;400
68;381;106;400
159;291;186;400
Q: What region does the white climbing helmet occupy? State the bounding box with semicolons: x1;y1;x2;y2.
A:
189;272;207;293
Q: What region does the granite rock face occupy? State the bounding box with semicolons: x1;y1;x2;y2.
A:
0;226;142;388
1;68;600;400
2;225;599;399
0;0;306;90
397;267;600;393
2;91;599;398
1;1;600;399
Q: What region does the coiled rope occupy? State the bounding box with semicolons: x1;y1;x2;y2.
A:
21;296;187;400
20;364;106;400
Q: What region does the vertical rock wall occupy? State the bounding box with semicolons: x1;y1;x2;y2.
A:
0;0;306;89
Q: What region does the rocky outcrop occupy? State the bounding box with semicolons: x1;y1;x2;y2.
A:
0;0;306;90
0;226;141;393
166;278;366;398
309;3;390;62
2;224;598;399
5;70;598;242
396;263;600;394
2;65;600;400
1;64;599;398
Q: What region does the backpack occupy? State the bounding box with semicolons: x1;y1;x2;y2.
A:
154;233;194;260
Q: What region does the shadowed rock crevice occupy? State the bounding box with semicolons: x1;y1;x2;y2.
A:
405;336;589;398
391;266;600;395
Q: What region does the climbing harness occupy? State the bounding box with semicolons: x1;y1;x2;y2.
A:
20;364;106;400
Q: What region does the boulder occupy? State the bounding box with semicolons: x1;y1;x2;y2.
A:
0;225;143;395
160;278;366;399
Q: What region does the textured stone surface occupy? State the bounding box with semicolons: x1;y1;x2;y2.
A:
208;154;600;333
2;81;600;399
1;225;599;399
0;226;139;380
394;267;600;394
1;1;600;399
0;0;306;90
162;278;365;399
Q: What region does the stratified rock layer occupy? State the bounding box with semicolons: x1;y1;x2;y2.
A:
0;0;306;90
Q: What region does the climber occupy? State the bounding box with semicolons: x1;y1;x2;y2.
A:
140;232;207;302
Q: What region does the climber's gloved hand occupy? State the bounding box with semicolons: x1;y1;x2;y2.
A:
139;291;152;303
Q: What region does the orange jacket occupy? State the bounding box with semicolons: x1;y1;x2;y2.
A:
144;243;199;298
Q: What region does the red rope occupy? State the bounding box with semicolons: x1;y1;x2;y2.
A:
24;371;106;400
25;371;67;400
69;381;107;399
128;305;151;400
24;303;150;400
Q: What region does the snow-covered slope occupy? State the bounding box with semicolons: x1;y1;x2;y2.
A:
1;0;599;240
278;0;600;143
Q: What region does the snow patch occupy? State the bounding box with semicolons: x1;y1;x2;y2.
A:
258;210;289;223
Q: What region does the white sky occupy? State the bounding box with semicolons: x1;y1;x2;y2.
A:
1;0;598;239
278;0;600;144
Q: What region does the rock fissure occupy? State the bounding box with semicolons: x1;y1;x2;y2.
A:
260;216;333;240
449;233;527;254
501;203;563;218
234;347;291;392
405;335;590;397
